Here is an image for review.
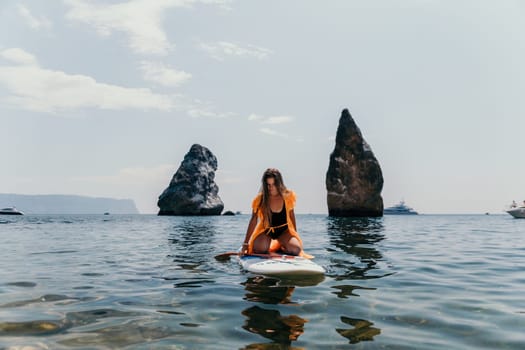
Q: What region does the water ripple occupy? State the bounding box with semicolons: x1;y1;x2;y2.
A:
0;214;524;349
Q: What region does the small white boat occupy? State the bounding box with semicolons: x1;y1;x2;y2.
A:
0;207;24;215
383;200;418;215
506;206;525;219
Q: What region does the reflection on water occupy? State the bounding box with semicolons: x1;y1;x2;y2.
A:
336;316;381;344
243;276;296;305
167;217;217;254
325;217;386;345
242;274;325;306
239;273;325;347
242;305;307;348
164;217;219;289
331;284;376;299
3;214;523;349
326;217;388;280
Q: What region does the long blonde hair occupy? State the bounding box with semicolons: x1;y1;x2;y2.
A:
259;168;287;227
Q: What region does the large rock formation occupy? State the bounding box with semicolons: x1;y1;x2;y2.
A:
158;144;224;215
326;109;384;217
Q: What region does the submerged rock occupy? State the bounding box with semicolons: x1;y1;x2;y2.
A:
326;109;384;217
157;144;224;215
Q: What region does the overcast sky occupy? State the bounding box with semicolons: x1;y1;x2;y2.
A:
1;0;524;214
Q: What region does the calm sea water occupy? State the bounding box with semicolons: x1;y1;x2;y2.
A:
0;214;524;349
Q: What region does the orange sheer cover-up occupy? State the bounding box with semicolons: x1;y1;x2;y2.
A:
246;190;312;258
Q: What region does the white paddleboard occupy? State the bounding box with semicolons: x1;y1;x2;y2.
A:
239;254;325;276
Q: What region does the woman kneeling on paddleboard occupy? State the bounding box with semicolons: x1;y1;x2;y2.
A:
242;168;310;257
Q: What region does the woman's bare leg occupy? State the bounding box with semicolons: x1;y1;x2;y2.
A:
277;231;302;256
253;234;271;254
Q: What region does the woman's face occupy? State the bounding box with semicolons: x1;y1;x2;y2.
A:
266;177;279;196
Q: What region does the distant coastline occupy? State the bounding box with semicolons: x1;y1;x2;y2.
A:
0;193;139;214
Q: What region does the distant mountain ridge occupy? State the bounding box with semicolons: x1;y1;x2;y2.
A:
0;194;139;214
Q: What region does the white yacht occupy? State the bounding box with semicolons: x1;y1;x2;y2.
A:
384;200;418;215
0;207;24;215
506;206;525;219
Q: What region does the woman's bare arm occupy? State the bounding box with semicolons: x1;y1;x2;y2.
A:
290;209;297;230
242;212;258;253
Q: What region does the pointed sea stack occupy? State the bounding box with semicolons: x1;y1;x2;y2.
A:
326;109;384;217
158;144;224;215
